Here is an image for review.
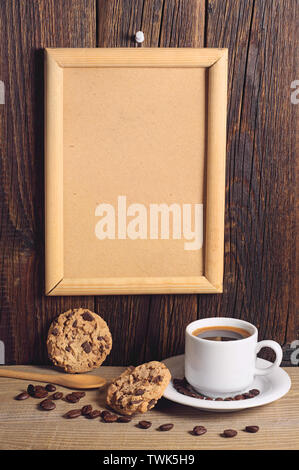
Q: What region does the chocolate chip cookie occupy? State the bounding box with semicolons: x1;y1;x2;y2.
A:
106;361;171;415
47;308;112;373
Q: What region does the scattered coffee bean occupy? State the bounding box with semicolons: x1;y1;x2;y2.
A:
158;423;174;432
249;389;260;396
45;384;56;392
192;425;207;436
35;385;46;392
39;399;56;411
27;384;35;396
102;413;118;423
117;416;132;423
245;425;259;433
101;410;111;419
64;409;82;419
33;389;48;399
15;392;30;400
234;395;244;400
222;429;238;438
138;420;152;429
65;393;80;403
72;391;85;399
85;410;101;419
51;392;63;400
81;405;93;416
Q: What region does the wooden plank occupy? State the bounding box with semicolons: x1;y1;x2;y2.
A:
0;365;298;450
143;0;206;363
0;0;96;364
203;0;298;354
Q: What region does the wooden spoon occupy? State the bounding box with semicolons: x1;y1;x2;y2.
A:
0;368;106;389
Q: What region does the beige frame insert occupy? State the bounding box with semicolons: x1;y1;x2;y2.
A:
45;48;227;296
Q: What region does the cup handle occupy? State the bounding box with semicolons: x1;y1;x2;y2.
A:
254;340;283;376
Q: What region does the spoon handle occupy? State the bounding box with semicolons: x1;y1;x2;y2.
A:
0;368;53;383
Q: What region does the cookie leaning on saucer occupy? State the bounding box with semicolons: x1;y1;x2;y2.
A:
106;361;171;415
47;308;112;373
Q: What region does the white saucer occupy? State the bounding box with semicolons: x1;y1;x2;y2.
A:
162;355;291;412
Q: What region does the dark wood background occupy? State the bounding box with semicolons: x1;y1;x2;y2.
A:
0;0;298;366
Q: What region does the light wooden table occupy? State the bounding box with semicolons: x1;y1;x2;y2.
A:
0;366;298;450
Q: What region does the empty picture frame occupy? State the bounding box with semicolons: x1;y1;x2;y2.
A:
45;48;227;296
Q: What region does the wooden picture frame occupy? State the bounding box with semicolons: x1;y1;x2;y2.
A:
45;48;227;296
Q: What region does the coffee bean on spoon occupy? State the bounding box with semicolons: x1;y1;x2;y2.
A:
245;425;259;433
45;384;56;392
221;429;238;438
192;425;207;436
249;389;260;396
64;409;82;419
158;423;174;432
15;392;30;400
39;399;56;411
234;395;244;400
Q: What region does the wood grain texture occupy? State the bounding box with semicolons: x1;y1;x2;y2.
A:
0;0;97;364
200;0;298;359
0;365;298;450
0;0;297;366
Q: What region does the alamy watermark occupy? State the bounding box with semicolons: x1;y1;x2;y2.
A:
95;195;203;250
291;80;299;104
290;340;299;365
0;81;4;104
0;340;4;364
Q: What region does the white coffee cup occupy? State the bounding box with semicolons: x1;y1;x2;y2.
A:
185;317;283;397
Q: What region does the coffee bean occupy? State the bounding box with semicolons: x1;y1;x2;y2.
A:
245;425;259;433
242;393;253;399
51;392;63;400
15;392;30;400
81;405;93;416
27;384;35;396
103;413;118;423
33;390;48;399
45;384;56;392
39;399;56;411
65;393;80;403
249;389;260;396
35;385;46;392
192;425;207;436
158;423;174;432
222;429;238;438
205;397;213;401
64;409;82;419
72;391;85;399
117;416;132;423
138;420;152;429
234;394;244;400
86;410;101;419
101;410;111;419
215;398;224;401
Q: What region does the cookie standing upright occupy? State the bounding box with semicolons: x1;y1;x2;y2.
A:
106;361;171;415
47;308;112;373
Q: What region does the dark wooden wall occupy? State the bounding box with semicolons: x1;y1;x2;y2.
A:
0;0;297;366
